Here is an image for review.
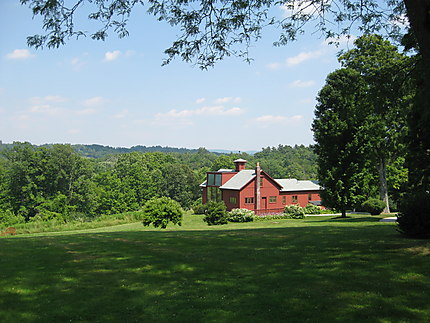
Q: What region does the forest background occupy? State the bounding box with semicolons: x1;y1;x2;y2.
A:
0;140;405;226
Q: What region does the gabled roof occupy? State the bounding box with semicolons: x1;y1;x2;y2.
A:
275;179;321;192
219;170;256;190
200;168;321;192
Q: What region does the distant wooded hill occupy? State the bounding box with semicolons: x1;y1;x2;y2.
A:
71;144;202;158
0;142;202;158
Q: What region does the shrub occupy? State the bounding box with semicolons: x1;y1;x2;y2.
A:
284;205;305;219
397;191;430;238
192;199;207;215
0;209;25;228
303;203;322;215
141;197;183;229
253;213;291;221
361;198;386;215
228;208;255;222
203;201;228;225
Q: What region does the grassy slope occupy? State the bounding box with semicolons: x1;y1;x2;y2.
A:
0;215;429;322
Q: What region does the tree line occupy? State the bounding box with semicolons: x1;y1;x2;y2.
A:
0;142;318;224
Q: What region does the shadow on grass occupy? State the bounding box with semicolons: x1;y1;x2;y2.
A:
0;225;429;322
311;216;382;223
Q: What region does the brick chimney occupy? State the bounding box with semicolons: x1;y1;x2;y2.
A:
233;159;247;172
255;162;261;211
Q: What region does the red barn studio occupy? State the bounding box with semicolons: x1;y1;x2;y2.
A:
200;159;322;215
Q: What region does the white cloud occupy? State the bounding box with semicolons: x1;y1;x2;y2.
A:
267;49;325;70
251;114;304;127
30;104;66;116
70;57;87;71
289;80;316;88
156;105;244;119
104;50;121;62
214;97;242;104
215;97;230;104
27;96;68;116
286;50;324;66
267;32;357;72
6;49;34;60
195;98;206;104
30;95;67;105
82;96;107;107
125;50;136;57
112;109;129;119
266;62;283;70
76;108;98;115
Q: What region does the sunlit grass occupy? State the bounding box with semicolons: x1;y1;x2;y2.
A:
1;214;429;322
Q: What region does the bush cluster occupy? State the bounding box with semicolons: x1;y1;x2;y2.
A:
228;208;255;222
283;205;305;219
203;201;228;225
192;199;207;215
253;213;292;221
303;203;322;215
0;209;25;228
361;198;386;215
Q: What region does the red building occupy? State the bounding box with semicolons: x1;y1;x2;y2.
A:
201;159;322;214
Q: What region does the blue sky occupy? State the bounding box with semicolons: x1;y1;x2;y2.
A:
0;1;356;151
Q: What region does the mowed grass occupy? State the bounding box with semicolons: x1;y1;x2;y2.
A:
1;215;429;322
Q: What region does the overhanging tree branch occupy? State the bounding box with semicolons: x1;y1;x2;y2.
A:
20;0;407;68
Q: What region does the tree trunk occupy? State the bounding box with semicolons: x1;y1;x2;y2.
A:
341;209;346;218
378;158;390;214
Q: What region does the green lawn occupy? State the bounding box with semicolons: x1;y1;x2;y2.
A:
1;214;429;322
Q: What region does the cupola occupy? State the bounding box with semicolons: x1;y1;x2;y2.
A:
233;159;247;172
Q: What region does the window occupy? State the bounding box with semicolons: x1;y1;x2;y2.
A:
229;197;237;204
207;174;214;185
282;196;286;204
269;196;277;203
308;194;312;201
260;178;263;187
208;187;222;202
207;173;222;186
292;195;298;203
215;174;222;186
245;197;254;204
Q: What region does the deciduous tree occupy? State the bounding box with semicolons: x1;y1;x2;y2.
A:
141;196;183;228
312;68;370;217
161;163;200;209
338;34;413;213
